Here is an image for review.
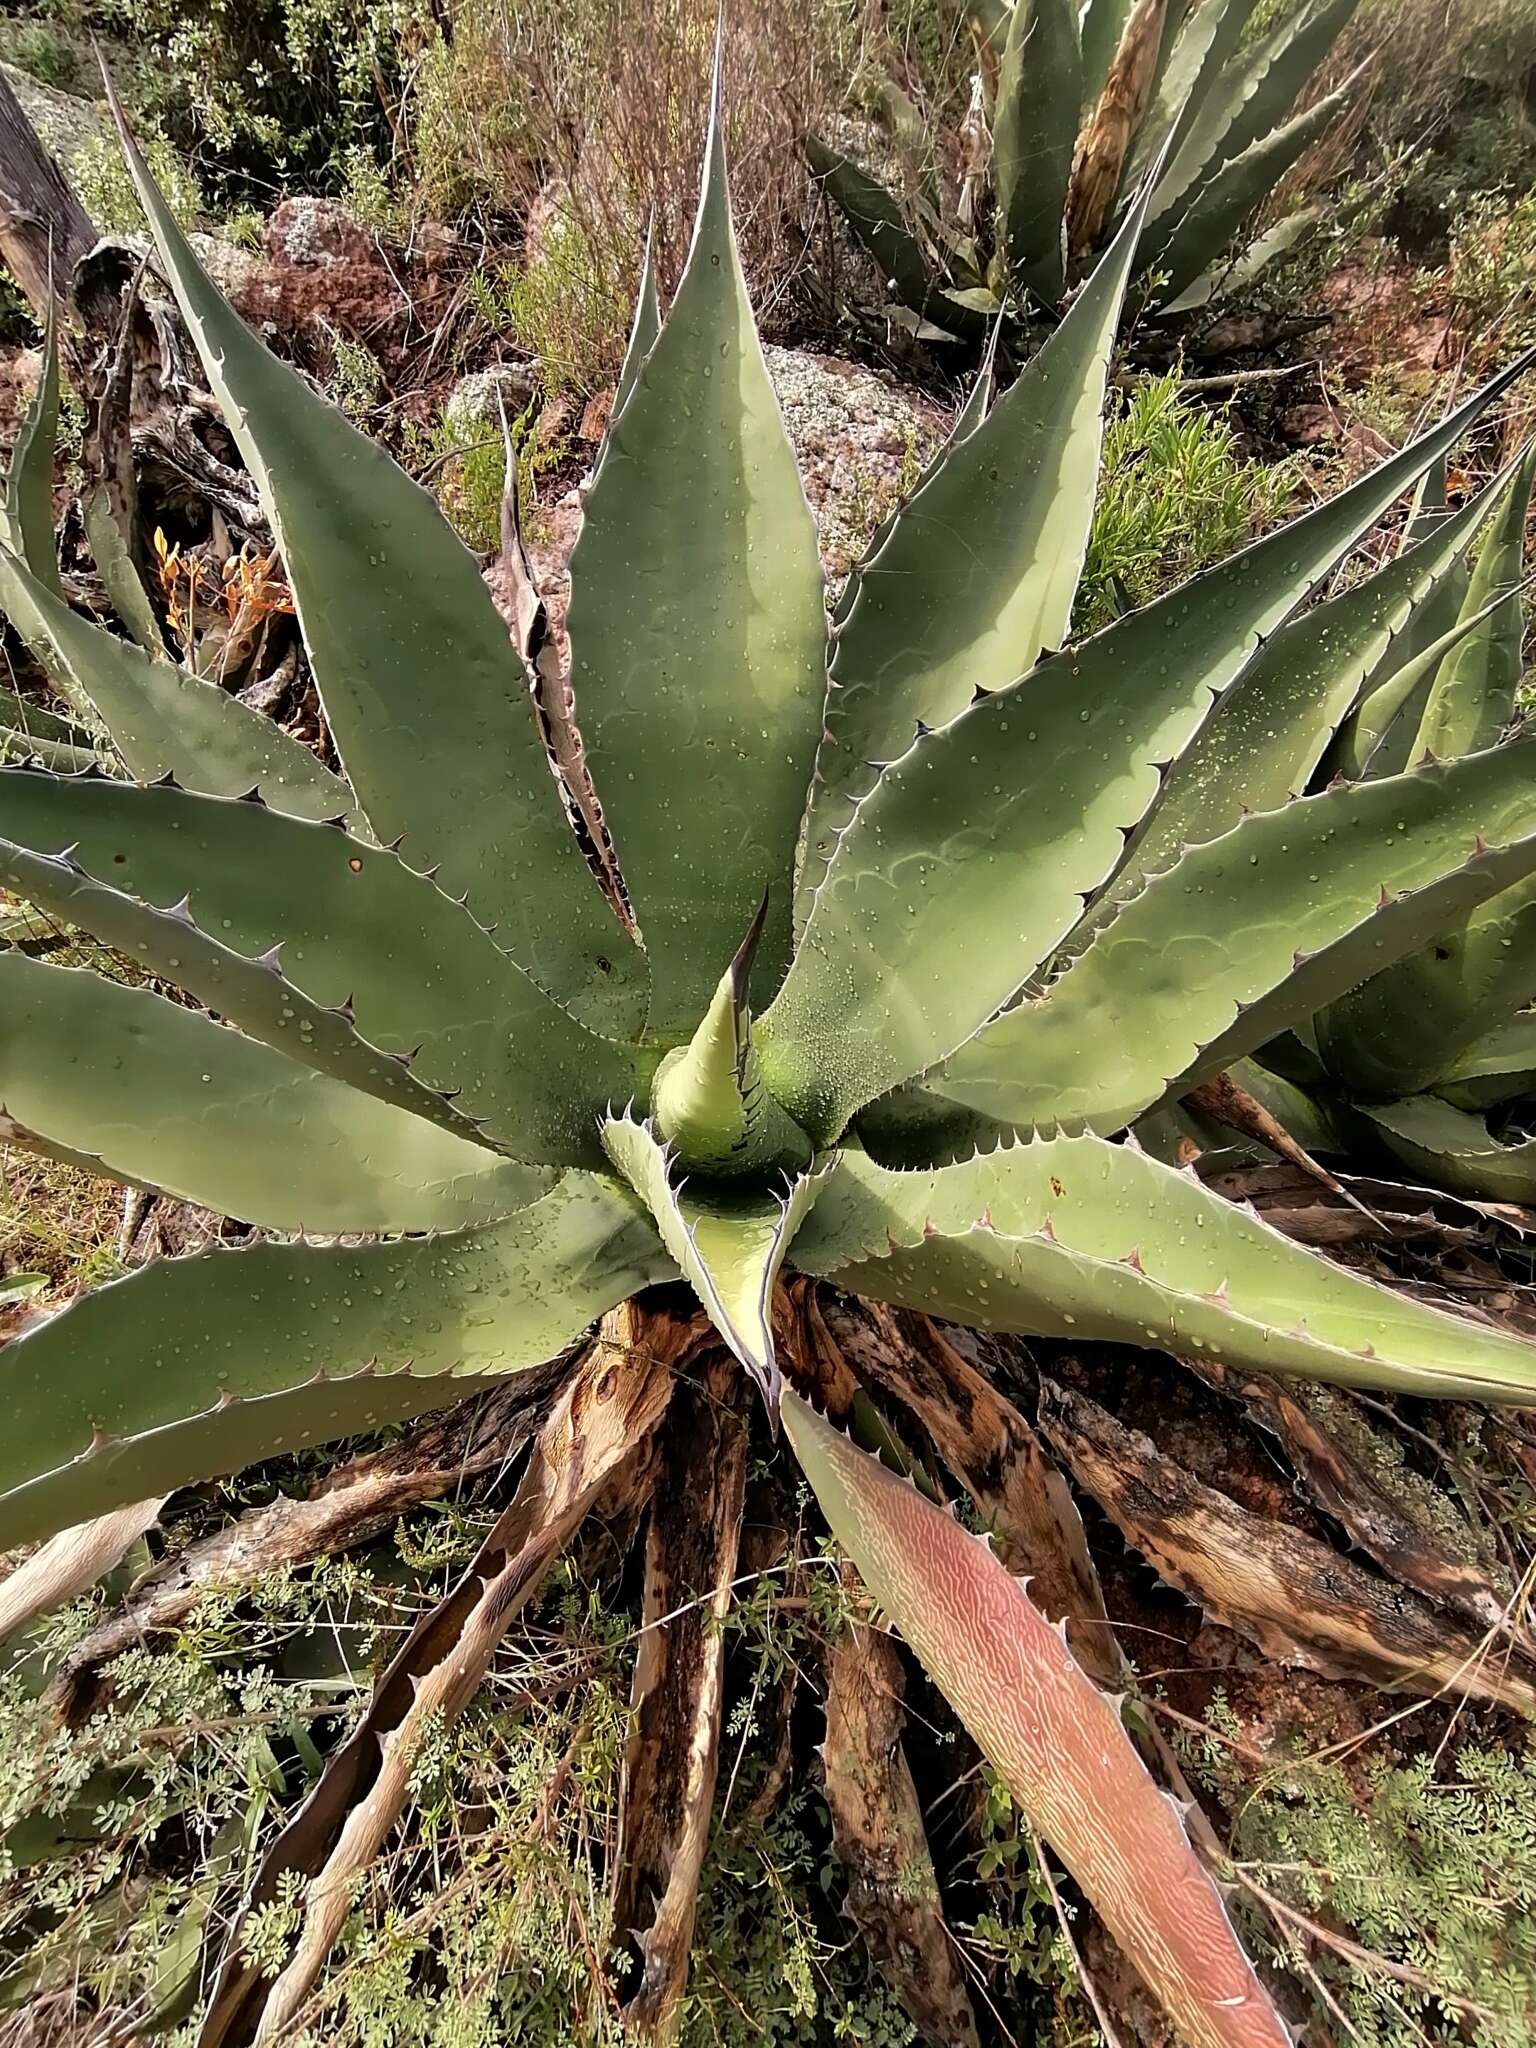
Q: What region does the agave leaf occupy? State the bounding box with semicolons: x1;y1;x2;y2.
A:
1326;586;1505;786
803;139;965;336
0;687;87;751
3;307;63;596
781;1391;1291;2048
601;1111;826;1404
1079;0;1138;101
0;831;494;1147
0;545;354;818
932;743;1536;1137
802;197;1148;899
1145;79;1356;306
1079;473;1519;939
760;356;1534;1142
567;74;827;1037
1147;0;1350;222
104;84;638;1031
1318;866;1536;1099
787;1136;1536;1400
82;488;165;659
1120;0;1260;200
875;75;942;209
1410;440;1536;762
650;897;812;1176
1160;200;1325;315
612;227;661;426
1354;1096;1536;1204
826;330;996;647
0;729;96;774
0;769;642;1166
0;1173;669;1549
0;951;554;1233
1324;452;1471;780
1200;1056;1344;1157
993;0;1083;302
1436;1014;1536;1110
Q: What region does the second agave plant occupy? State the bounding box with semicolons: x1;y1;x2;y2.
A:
811;0;1363;337
3;55;1536;2048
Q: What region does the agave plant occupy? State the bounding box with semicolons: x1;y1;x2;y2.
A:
5;62;1536;2048
1213;448;1536;1201
810;0;1362;337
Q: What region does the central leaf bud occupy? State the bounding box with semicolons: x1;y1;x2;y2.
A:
649;892;814;1179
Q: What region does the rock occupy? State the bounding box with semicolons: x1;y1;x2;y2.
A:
262;197;376;271
764;345;947;583
444;363;540;436
1;62;102;175
190;232;261;301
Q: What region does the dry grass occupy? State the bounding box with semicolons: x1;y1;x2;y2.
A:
408;0;872;384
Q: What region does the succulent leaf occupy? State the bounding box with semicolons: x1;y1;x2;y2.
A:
1080;470;1513;940
1435;1014;1536;1109
0;769;643;1166
1079;0;1139;105
1120;0;1260;201
803;139;964;338
0;686;87;751
1410;439;1536;763
1353;1096;1536;1204
567;74;828;1036
1153;0;1356;226
1143;79;1356;305
1319;867;1536;1099
104;82;640;1032
82;488;166;659
782;1390;1291;2048
802;196;1148;897
0;544;354;817
787;1136;1536;1400
0;1172;669;1548
601;1111;827;1404
993;0;1083;302
612;225;661;426
2;305;63;596
0;951;554;1233
1160;199;1324;316
650;896;812;1176
930;741;1536;1136
761;358;1534;1142
0;829;494;1146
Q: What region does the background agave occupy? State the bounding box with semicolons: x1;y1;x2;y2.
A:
1251;450;1536;1202
810;0;1363;337
4;54;1536;2048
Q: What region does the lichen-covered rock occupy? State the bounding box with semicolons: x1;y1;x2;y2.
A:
445;363;540;436
764;345;946;582
1;62;101;173
262;197;376;271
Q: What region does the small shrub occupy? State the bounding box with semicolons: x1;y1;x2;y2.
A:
1447;188;1536;365
0;16;83;89
73;124;202;233
1074;375;1297;635
1187;1703;1536;2048
504;204;632;403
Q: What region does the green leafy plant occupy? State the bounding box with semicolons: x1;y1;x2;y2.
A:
5;57;1536;2048
1074;370;1296;631
811;0;1364;337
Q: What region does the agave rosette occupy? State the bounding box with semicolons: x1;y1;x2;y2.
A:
2;69;1536;2048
